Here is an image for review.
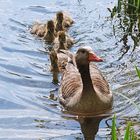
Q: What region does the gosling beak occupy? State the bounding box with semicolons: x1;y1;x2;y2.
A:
88;52;103;62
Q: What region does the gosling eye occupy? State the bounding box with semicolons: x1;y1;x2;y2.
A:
81;50;85;54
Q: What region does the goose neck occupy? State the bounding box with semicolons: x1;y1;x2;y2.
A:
77;64;93;92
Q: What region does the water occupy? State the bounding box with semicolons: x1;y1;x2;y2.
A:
0;0;140;139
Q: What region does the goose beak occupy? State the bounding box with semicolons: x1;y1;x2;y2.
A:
88;53;103;62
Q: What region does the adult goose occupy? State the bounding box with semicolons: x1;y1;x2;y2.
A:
59;46;113;115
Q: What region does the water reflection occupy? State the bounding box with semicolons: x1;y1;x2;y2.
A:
76;117;103;140
34;115;109;140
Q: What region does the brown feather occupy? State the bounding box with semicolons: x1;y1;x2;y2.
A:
59;63;83;107
90;63;110;95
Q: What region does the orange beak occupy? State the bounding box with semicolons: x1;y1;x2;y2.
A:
88;53;103;62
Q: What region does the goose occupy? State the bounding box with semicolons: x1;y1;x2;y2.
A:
30;22;45;37
59;46;113;115
54;11;74;32
43;20;56;43
53;31;74;51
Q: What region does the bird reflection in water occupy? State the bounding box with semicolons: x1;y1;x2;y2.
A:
74;113;112;140
77;117;103;140
62;109;112;140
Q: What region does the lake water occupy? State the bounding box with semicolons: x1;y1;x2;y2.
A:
0;0;140;139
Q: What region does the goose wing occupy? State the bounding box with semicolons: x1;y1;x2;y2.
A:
90;63;112;101
59;49;74;60
59;63;83;107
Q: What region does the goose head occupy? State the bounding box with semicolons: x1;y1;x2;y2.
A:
46;20;55;33
76;46;103;67
56;11;64;23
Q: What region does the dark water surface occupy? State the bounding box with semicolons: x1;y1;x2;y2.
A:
0;0;140;139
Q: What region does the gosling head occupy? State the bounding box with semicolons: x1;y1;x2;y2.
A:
56;11;64;22
76;46;103;66
47;20;55;32
58;31;66;43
